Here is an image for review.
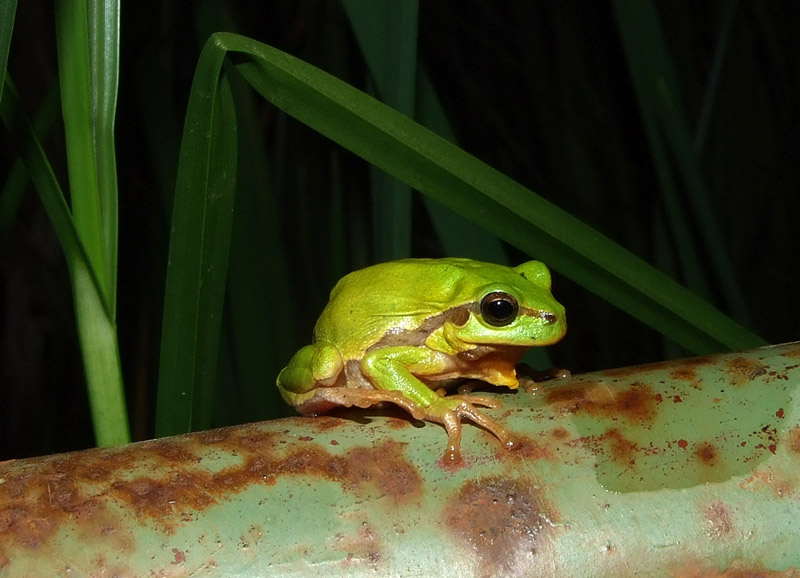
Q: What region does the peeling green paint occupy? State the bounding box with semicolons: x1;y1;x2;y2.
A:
1;343;799;576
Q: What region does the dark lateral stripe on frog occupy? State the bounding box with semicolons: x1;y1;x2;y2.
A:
366;304;473;351
366;303;557;351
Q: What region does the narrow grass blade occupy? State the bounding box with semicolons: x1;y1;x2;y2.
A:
1;84;59;244
55;0;109;304
155;38;238;436
87;0;120;315
0;0;16;105
1;78;129;446
213;32;762;354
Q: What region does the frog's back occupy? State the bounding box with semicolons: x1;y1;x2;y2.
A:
313;258;499;352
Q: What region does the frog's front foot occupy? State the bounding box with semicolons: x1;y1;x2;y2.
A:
422;395;516;462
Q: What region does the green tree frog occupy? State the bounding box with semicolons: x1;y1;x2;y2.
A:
277;258;566;461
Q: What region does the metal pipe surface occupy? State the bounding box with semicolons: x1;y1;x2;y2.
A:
2;343;799;576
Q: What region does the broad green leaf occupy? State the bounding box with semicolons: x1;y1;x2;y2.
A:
224;67;296;423
156;31;764;436
155;37;238;436
218;32;762;354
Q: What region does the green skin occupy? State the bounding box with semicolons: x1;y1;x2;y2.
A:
277;258;567;461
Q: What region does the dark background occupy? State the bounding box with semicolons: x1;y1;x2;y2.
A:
1;1;798;458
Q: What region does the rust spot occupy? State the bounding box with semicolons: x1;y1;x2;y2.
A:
305;416;348;432
694;442;718;466
604;429;638;465
545;381;657;425
172;548;186;564
681;355;716;367
703;501;734;540
137;440;203;466
601;356;712;379
0;506;56;548
444;477;556;576
776;408;785;419
112;471;216;533
0;424;422;552
664;355;716;388
670;367;699;385
781;345;800;361
726;357;768;386
551;427;570;440
742;467;796;499
343;443;423;502
197;423;283;453
787;427;800;456
673;395;683;403
504;436;551;461
678;439;688;449
333;521;382;569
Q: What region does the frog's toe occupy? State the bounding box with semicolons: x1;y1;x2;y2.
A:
443;393;502;409
426;410;460;462
424;397;515;462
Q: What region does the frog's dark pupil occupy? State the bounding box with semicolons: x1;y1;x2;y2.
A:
481;292;519;326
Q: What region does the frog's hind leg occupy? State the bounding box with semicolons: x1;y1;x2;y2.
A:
420;397;516;462
292;386;427;420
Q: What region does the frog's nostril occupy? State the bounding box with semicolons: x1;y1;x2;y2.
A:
543;312;557;324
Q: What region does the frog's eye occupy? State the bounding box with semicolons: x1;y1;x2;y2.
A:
480;291;519;327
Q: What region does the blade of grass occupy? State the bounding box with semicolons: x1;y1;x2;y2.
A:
1;80;96;298
342;0;418;260
1;84;59;244
209;32;761;354
224;68;296;422
87;0;120;315
55;0;109;304
1;77;129;446
154;38;238;436
345;2;508;263
194;0;296;425
54;0;128;446
415;71;509;262
0;0;16;105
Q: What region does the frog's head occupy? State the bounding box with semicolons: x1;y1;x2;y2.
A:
450;260;566;348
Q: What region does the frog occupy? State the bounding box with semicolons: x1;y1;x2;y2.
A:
277;258;566;462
